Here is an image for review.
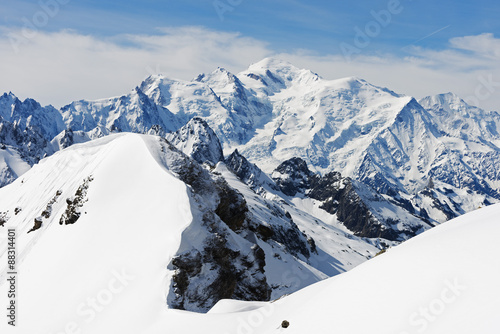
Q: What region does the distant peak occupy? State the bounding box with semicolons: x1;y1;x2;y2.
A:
247;57;298;73
215;67;230;73
339;76;365;85
1;92;18;100
419;92;467;108
243;57;321;89
331;76;369;91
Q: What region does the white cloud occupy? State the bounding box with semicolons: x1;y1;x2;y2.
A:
0;27;499;111
0;26;272;107
278;46;500;111
450;33;500;59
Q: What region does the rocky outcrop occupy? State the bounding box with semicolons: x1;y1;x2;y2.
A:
169;209;272;312
166;148;315;312
59;176;93;225
0;211;7;227
308;172;399;240
272;157;314;196
225;149;278;193
28;190;62;233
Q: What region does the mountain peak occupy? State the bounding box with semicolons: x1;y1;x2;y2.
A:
166;117;224;166
247;57;297;72
419;92;464;106
198;67;242;88
418;92;484;117
241;57;320;91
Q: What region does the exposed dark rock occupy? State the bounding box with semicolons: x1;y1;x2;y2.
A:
163;144;216;196
391;196;415;214
57;129;76;150
307;237;318;254
28;217;43;233
147;124;165;136
270;223;311;258
427;177;435;189
170;216;271;312
419;188;457;221
273;157;313;196
0;211;8;226
28;190;63;233
225;149;277;192
171;250;203;309
214;179;248;232
273;157;406;241
60;176;93;225
212;175;313;259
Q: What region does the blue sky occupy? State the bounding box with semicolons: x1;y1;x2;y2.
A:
0;0;499;110
3;0;499;54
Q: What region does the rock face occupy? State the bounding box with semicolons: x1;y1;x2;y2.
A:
308;172;399;240
164;143;314;311
272;157;314;196
170;217;271;311
273;157;424;241
225;149;278;193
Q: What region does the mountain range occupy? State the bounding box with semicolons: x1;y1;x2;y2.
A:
1;58;499;321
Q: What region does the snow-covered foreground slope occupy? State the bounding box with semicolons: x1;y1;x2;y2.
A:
66;203;497;334
0;133;388;332
242;202;500;334
0;134;194;333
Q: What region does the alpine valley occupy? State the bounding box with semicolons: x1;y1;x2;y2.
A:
0;58;499;332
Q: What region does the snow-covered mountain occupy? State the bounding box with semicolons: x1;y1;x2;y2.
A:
1;58;499;332
166;117;224;166
0;133;385;318
1;57;499;244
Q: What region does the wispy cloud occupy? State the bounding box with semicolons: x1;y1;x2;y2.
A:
450;33;500;59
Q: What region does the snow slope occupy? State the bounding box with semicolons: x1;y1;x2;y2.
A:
0;134;194;333
45;202;496;334
238;203;500;334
